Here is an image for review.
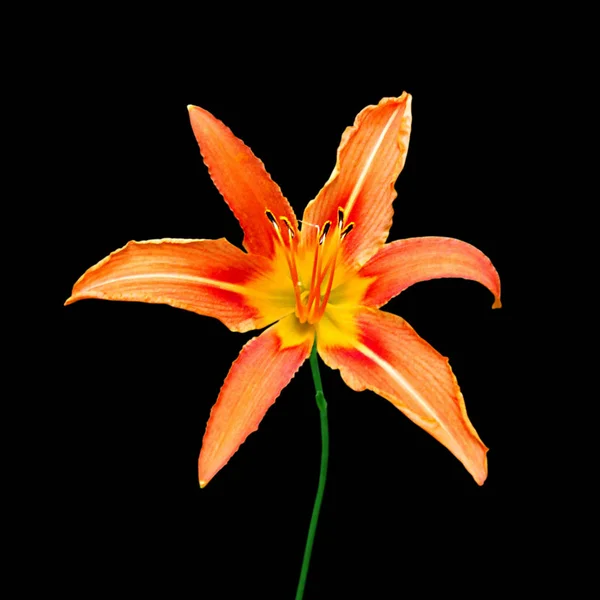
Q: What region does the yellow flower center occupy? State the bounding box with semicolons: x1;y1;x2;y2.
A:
265;208;354;325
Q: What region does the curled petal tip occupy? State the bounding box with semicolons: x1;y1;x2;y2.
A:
472;447;488;485
187;104;196;112
492;297;502;309
64;294;81;306
474;470;487;486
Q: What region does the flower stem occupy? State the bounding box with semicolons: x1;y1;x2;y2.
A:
295;339;329;600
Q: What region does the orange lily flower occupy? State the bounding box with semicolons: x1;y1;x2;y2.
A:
66;92;500;487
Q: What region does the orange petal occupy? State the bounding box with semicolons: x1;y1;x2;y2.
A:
65;238;285;332
198;315;314;486
188;105;298;259
302;94;412;267
357;236;501;309
317;307;488;484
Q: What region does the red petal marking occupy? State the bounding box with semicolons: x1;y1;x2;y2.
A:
188;105;297;259
302;94;412;268
317;308;488;485
65;238;276;332
358;237;501;309
198;316;313;487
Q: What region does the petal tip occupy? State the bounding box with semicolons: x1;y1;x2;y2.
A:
199;479;208;489
472;448;489;486
187;104;197;112
492;297;502;309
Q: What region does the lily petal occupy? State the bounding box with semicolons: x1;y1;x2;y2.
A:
317;307;488;485
357;236;502;309
65;238;285;332
188;105;298;259
302;94;412;267
199;315;314;486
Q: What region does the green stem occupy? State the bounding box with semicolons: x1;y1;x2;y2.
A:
295;340;329;600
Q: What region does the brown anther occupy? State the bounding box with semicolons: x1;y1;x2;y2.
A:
319;221;331;245
280;216;295;239
265;210;279;230
337;207;345;230
340;222;354;240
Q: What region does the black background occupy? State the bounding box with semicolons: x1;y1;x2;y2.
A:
46;14;542;599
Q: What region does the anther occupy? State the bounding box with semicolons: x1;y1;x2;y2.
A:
280;216;295;239
337;207;345;230
265;210;279;230
319;221;331;245
340;222;354;240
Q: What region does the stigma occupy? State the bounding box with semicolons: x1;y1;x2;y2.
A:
265;208;354;324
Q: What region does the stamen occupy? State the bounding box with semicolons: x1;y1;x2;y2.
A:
312;249;334;303
340;222;354;240
319;221;331;245
305;233;323;319
265;210;279;230
311;217;346;312
266;209;304;320
279;216;302;318
337;207;345;230
280;216;295;239
317;252;337;320
312;250;338;324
